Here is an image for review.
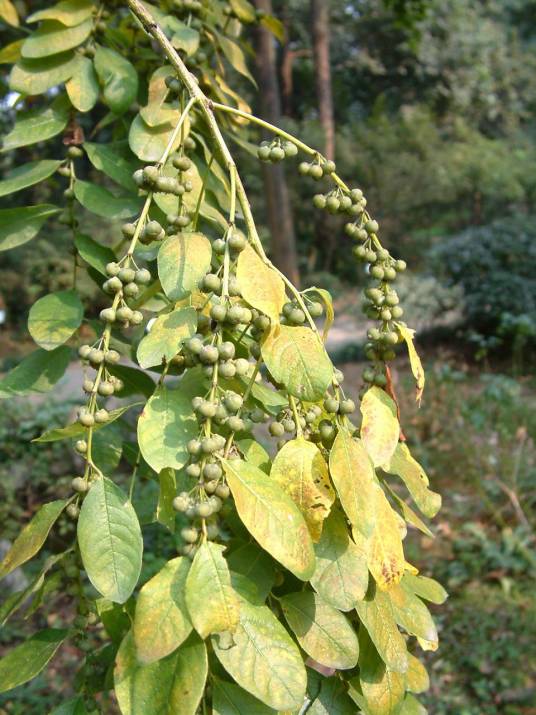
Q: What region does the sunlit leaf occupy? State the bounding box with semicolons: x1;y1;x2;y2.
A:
158;233;212;301
28;290;83;351
137;307;196;369
21;18;92;59
0;160;61;198
383;443;441;518
360;387;400;467
66;54;99;112
236;243;286;323
94;45;138;114
0;204;59;252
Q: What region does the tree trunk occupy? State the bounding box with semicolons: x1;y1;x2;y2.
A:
311;0;335;161
253;0;299;286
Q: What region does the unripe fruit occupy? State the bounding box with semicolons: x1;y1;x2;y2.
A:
118;267;136;283
186;463;201;478
213;238;226;254
227;416;244;432
201;436;218;454
198;401;217;418
365;219;379;234
123;282;139;297
339;399;356;415
298;161;310;175
105;276;123;293
395;259;407;272
208;496;223;513
350;188;364;202
66;504;80;519
98;381;115;396
218;362;235;379
370;266;385;280
187;439;202;455
323;159;336;174
135;268;151;284
75;439;87;454
309;164;324;180
319;420;336;441
122;223;137;237
197;502;212;518
204;463;222;480
381;308;392;321
215;483;230;499
200;345;219;364
95;408;109;424
257;145;271;161
89;348;105;365
78;411;95;427
228;233;246;252
130;310;144;325
105;350;120;364
187;337;204;354
283;141;298;156
224;392;243;413
313;194;327;209
143;165;159;184
384;267;397;281
100;308;116;323
340;196;353;211
235;358;250;376
173;155;192;171
68;146;84;159
71;477;88;493
374;374;387;387
181;527;198;543
116;306;133;322
326;196;340;213
83;379;94;393
219;341;235;360
173;496;189;512
78;345;91;359
226;305;244;324
106;262;120;276
391;306;403;319
324;397;340;413
203;273;222;292
269;421;285;437
210;304;227;322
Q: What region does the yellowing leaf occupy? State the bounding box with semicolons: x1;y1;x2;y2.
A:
222;458;315;581
355;583;408;674
388;582;438;647
402;573;448;605
271;437;334;542
157;232;212;301
368;485;405;590
384;443;441;518
137;306;196;369
65;54;99;113
329;429;376;537
236;243;286;323
311;510;369;611
185;542;239;638
140;66;180;128
360;387;400;467
262;325;333;402
133;557;192;664
0;0;18;26
357;628;406;715
405;654;430;694
397;323;425;404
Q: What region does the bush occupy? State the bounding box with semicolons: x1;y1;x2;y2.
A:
432;217;536;343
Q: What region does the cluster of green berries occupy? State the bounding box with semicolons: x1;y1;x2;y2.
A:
313;187;366;217
101;261;150;324
132;159;194;197
172;0;203;13
184;334;252;379
191;390;254;433
211;228;247;257
298;158;336;180
268;404;322;444
257;139;298;163
281;299;323;326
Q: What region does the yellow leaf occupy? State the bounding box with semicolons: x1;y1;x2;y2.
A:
384;443;441;518
360;386;400;467
0;0;18;26
368;485;405;590
271;437;335;542
397;323;425;404
236;243;285;323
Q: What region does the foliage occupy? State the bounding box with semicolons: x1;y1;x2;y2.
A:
0;1;443;713
432;217;536;348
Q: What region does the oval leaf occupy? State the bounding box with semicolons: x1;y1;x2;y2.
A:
10;52;77;94
222;457;315;581
0;160;61;198
94;45;138;114
271;437;334;542
66;54;99;112
0;204;59;252
74;180;142;220
360;387;400;467
78;477;143;604
0;346;71;398
212;678;275;715
311;510;369;611
133;557;192;664
384;443;441;518
137;385;198;473
157;233;212;301
28;290;83;351
22;18;92;58
137;307;196;369
1;101;69;152
236;243;285;323
115;631;207;715
212;590;306;711
368;485;405;590
185;542;239;638
281;591;359;670
262;325;333;402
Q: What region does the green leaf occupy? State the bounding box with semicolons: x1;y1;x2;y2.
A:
405;654;429;694
386;485;433;538
271;437;334;542
212;589;306;711
0;346;70;398
158;232;213;301
388;582;438;646
138;385;198;472
329;428;376;536
115;631;207;715
383;443;441;518
0;629;68;694
402;573;447;605
66;54;99;112
2;101;69;152
28;0;94;26
49;696;88;715
78;477;143;604
280;591;359;670
74;233;116;275
28;289;83;351
10;52;77;94
34;403;140;443
229;0;256;22
169;19;200;55
217;33;256;85
367;484;406;590
0;39;23;64
157;468;176;532
236;243;286;323
0;500;68;580
21;18;92;59
185;542;240;638
91;422;123;475
137;307;196;369
356;628;406;715
227;543;275;602
398;694;427;715
236;438;271;473
360;387;400;468
129;114;184;162
94;45;138;114
308;677;356;715
133;557;192;664
355;583;408;673
84;142;138;192
0;204;59;252
262;325;333;402
311;510;368;611
0;160;61;198
140;66;179;128
74;179;142;219
212;678;275;715
222;457;315;581
107;364;155;399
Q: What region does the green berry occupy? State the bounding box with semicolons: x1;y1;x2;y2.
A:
186;463;201;478
269;421;285;437
116;306;133;322
324;397;340;413
104;349;120;364
210;304;227;322
130;310;144;325
228;233;247;252
123;282;139;297
313;194;327;209
201;436;218;454
197;502;213;518
100;308;116;323
74;439;87;454
323;159;336;174
309;164;324;180
181;527;198;544
395;260;406;272
200;345;219;364
227;415;244;432
95;408;109;424
391;306;403;319
187;439;202;455
78;411;95;427
219;361;236;378
370;266;385;280
326;196;340;213
339;399;356;415
234;358;250;376
224;392;243;413
283;141;298;157
78;345;91;359
106;262;120;276
213;238;226;254
98;381;115;396
215;483;230;499
173;496;189;512
219;341;235;360
89;348;105;365
289;308;306;324
365;219;379;234
135;268;151;285
71;477;88;493
270;146;285;162
204;463;222;480
203;273;222;293
298;162;310;175
257;145;271;161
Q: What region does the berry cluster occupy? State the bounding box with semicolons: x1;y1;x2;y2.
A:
298;157;336;180
257;139;298;163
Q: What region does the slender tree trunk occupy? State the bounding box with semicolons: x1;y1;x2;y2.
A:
311;0;335;161
253;0;299;285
